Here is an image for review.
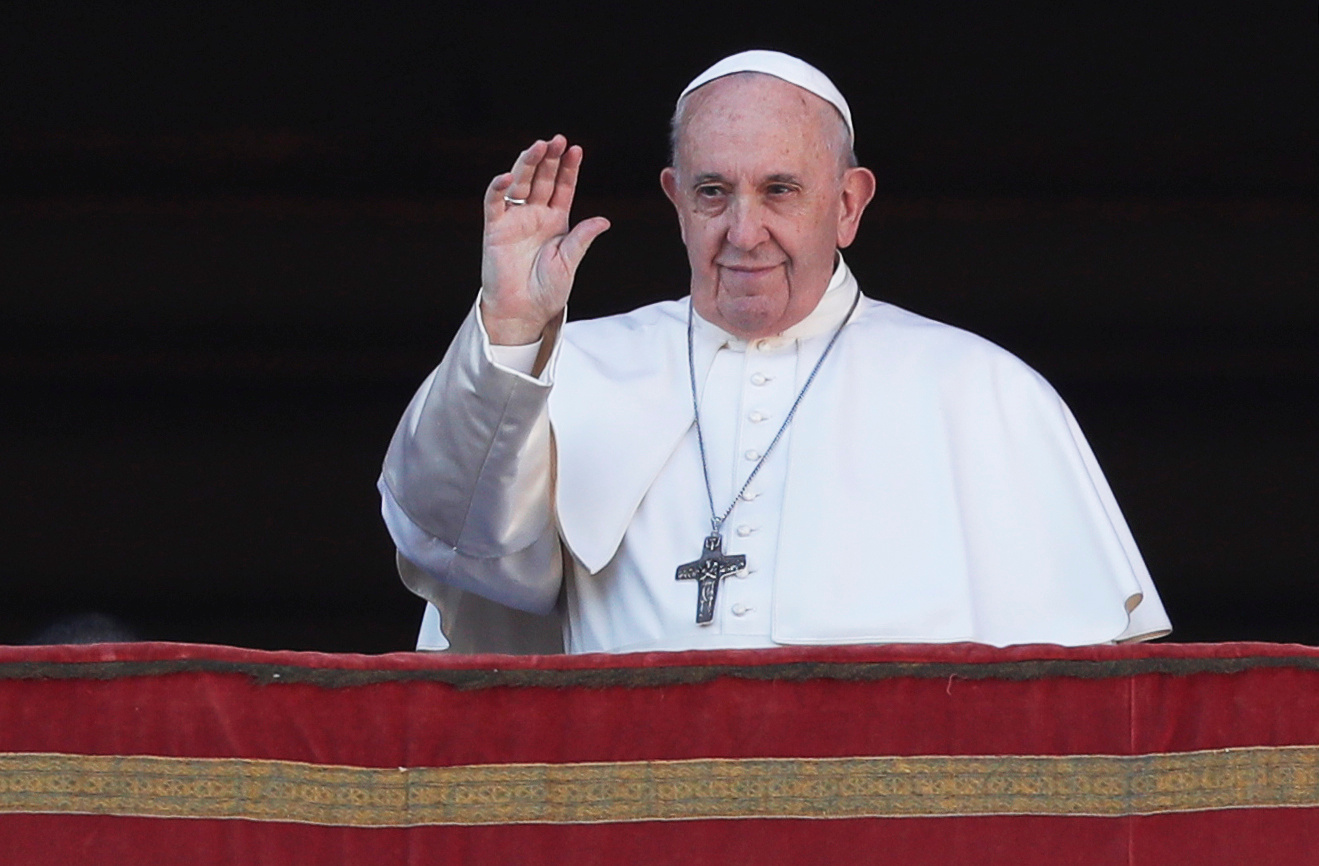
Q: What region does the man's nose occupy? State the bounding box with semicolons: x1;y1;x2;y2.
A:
723;196;770;250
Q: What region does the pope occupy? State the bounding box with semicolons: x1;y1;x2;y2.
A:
379;51;1171;653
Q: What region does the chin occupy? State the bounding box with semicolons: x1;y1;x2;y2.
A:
693;278;791;337
719;299;787;338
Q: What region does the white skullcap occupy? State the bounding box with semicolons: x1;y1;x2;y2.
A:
677;50;854;143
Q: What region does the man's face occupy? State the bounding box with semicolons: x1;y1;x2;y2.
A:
661;74;874;340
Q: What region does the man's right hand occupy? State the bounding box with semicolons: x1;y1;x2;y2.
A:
479;135;611;346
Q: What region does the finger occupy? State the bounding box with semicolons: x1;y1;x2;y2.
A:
529;134;567;205
483;172;514;221
548;144;584;212
505;140;547;202
556;216;611;275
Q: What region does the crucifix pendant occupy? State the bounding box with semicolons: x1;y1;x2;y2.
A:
675;533;746;625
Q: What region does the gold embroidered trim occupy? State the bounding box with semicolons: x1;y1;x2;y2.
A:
1;747;1315;827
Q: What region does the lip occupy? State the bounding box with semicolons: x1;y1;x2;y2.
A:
717;263;781;274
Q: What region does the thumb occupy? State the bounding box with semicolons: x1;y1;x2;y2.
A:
557;216;611;275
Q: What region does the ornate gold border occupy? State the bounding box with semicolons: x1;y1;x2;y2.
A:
1;747;1315;827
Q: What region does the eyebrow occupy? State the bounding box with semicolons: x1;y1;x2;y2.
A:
689;172;804;186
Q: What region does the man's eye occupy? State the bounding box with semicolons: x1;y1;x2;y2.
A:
767;184;794;195
696;185;723;198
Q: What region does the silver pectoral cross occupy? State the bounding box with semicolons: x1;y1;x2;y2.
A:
675;533;746;625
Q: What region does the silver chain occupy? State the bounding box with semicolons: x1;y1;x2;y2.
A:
686;288;860;535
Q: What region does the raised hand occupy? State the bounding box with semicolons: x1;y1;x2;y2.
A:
479;135;610;345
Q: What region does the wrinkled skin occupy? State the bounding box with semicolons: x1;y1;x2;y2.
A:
661;74;875;339
478;73;875;345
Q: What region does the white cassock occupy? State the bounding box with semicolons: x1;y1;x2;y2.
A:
379;258;1171;654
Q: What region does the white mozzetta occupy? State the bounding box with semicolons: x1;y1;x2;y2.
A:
381;258;1170;653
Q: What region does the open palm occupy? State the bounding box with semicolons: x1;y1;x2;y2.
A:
479;135;610;345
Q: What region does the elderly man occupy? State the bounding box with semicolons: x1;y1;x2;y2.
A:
379;51;1171;654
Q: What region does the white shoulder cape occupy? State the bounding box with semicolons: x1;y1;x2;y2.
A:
548;265;1169;646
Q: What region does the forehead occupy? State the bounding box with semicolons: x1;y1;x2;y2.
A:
675;74;840;175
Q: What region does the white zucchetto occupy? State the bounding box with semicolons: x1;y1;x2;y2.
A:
677;50;854;143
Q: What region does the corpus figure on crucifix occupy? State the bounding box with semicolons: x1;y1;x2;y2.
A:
676;534;747;625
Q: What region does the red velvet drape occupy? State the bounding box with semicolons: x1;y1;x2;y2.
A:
1;641;1314;864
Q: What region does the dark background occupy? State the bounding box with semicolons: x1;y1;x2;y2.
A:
2;3;1314;651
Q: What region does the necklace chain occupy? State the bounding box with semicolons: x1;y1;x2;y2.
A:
686;289;860;535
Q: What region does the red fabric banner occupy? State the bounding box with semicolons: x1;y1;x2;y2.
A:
1;641;1315;864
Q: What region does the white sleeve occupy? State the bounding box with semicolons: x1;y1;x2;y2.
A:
488;339;543;376
416;602;448;651
378;298;565;617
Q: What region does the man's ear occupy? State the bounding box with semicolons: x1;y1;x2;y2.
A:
835;166;877;249
659;167;687;244
660;167;680;206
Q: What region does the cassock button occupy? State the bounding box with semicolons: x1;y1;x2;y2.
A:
731;604;751;616
748;411;767;423
740;490;759;501
750;373;770;386
744;449;760;461
754;339;770;351
735;524;755;537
